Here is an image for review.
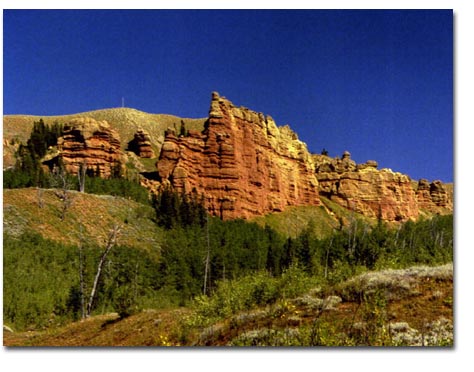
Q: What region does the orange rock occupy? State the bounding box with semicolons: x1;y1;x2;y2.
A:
157;92;320;219
57;117;123;178
416;179;453;213
314;152;453;222
128;129;155;158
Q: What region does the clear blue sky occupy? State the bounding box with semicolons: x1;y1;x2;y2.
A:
3;9;453;182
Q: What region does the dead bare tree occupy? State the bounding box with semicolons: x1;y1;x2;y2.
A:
78;162;87;193
203;214;211;295
51;165;74;221
324;236;333;279
37;187;44;209
86;224;122;318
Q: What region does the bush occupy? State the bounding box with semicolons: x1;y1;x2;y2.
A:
194;271;278;320
193;265;316;321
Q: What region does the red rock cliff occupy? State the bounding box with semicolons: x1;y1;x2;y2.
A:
314;152;453;222
56;118;123;178
157;92;320;219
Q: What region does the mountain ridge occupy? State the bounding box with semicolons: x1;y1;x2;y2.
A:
3;92;453;222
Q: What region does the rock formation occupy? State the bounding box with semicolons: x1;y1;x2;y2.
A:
314;152;453;221
16;92;450;223
315;153;419;221
415;179;453;213
157;92;320;219
55;117;123;178
128;129;156;158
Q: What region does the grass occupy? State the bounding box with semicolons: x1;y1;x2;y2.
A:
252;196;373;238
3;263;453;347
3;188;162;252
335;263;453;302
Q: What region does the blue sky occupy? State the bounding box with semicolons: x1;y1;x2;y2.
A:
3;9;453;182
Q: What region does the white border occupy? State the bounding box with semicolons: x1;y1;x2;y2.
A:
2;1;472;372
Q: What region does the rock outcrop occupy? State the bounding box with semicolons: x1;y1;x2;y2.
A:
128;129;156;158
415;179;453;213
56;118;123;178
314;153;453;221
157;92;320;219
20;92;450;223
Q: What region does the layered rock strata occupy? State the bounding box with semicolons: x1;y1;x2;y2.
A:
314;153;453;221
415;179;453;213
157;92;320;219
56;118;123;178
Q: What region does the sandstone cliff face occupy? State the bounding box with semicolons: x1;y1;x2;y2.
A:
415;179;453;214
314;153;419;221
56;118;123;178
157;92;320;219
314;153;453;221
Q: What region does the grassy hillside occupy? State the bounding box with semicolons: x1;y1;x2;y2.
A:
253;196;374;238
3;188;162;251
3;108;206;168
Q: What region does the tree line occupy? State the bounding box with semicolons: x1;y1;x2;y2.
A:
4;119;63;188
3;186;453;331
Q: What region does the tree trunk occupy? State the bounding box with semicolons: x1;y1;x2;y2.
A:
203;214;211;295
78;225;86;320
78;162;86;193
86;225;121;317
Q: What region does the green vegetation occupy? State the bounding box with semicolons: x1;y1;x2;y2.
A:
3;119;63;188
3;184;453;336
152;188;207;229
3;231;162;330
80;176;150;205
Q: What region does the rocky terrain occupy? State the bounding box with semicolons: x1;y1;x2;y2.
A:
3;92;453;222
48;117;124;178
127;128;156;158
2;108;206;169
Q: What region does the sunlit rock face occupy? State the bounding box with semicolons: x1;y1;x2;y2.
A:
57;117;124;178
415;179;453;214
157;92;320;219
314;153;453;222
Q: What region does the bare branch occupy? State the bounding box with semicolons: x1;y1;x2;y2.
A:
86;224;122;317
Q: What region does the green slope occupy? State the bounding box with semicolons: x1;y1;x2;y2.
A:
252;196;374;238
3;188;163;252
